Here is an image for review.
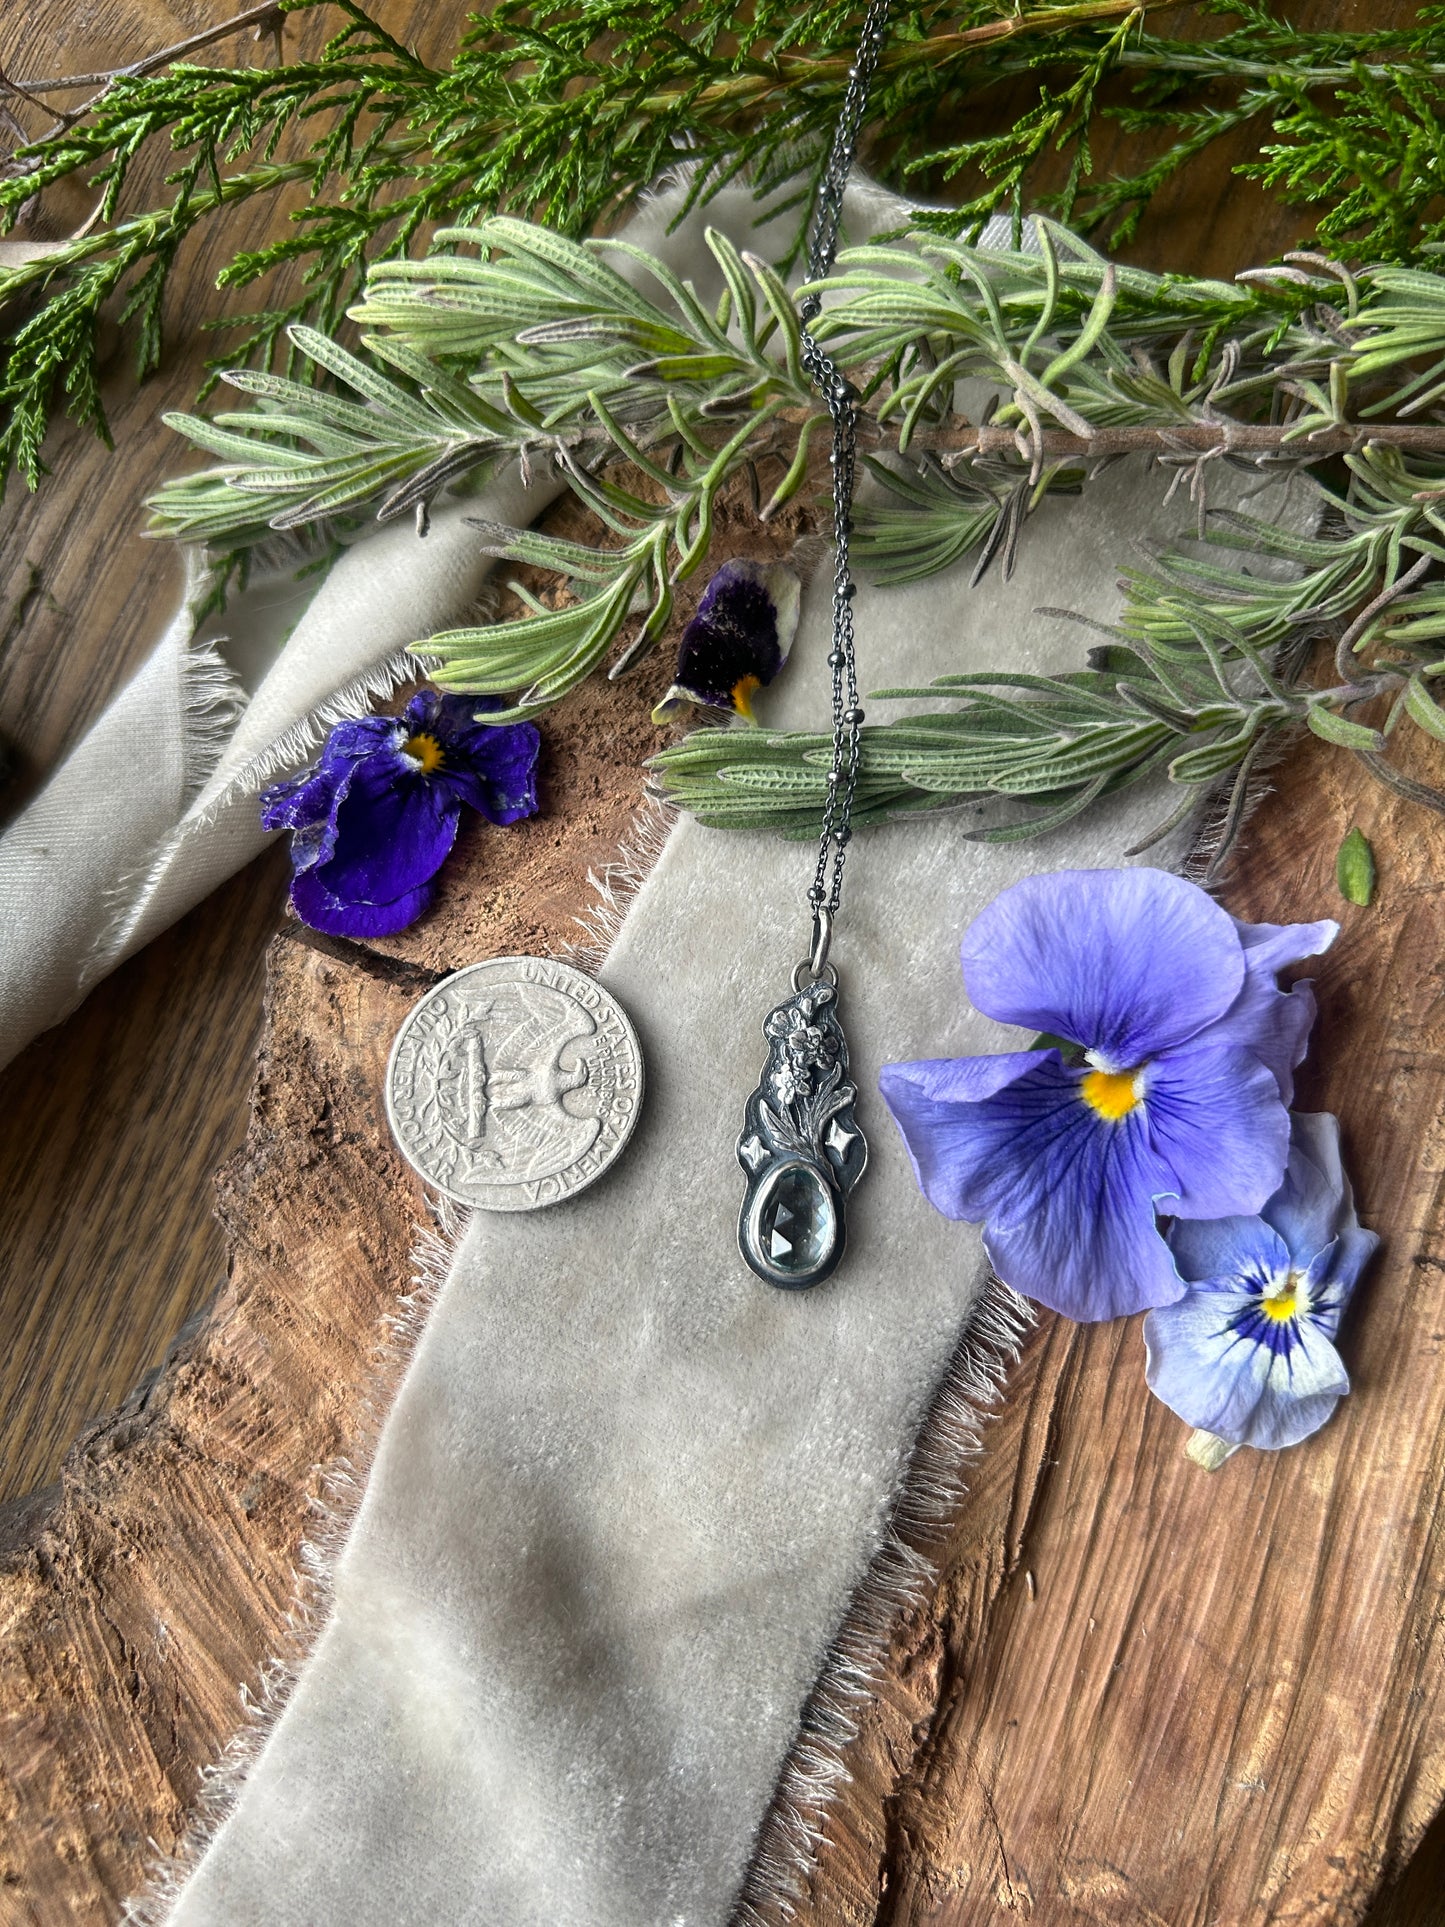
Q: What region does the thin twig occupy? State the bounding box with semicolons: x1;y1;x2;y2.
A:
0;100;33;150
898;421;1445;459
701;408;1445;466
1334;552;1433;685
12;3;287;94
0;62;68;138
1356;748;1445;818
629;0;1181;119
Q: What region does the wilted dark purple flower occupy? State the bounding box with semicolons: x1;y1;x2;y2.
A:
652;559;801;724
1144;1111;1377;1450
261;691;540;937
878;868;1337;1321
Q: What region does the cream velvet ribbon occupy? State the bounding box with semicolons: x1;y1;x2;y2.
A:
0;177;840;1073
151;444;1309;1925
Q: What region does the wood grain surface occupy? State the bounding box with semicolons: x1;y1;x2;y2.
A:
0;931;423;1917
3;3;1445;1924
0;0;461;1508
747;726;1445;1927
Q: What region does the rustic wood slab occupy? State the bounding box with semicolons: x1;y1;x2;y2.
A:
0;654;688;1920
4;2;1445;1922
748;728;1445;1926
0;930;422;1916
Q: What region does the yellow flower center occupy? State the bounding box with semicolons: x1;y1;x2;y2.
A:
403;731;445;774
1260;1272;1302;1323
1080;1066;1144;1121
731;673;762;722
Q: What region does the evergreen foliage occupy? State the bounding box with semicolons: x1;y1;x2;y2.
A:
11;2;1445;858
143;215;1445;853
5;1;1445;493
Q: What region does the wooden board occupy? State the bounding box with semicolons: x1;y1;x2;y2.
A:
0;0;547;1511
0;0;466;1511
747;727;1445;1927
3;2;1445;1922
0;685;674;1920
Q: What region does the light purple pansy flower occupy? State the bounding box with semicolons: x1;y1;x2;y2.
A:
261;691;540;938
1144;1112;1378;1449
878;869;1337;1322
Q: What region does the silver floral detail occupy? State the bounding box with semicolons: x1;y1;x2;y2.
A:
737;979;867;1290
766;996;840;1107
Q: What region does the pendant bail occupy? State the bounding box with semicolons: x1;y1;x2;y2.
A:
809;905;833;978
791;908;838;993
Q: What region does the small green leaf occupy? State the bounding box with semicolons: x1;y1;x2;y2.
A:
1336;826;1376;907
1028;1031;1086;1065
1404;676;1445;744
1306;705;1386;751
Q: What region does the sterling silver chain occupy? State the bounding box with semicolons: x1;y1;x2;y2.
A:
734;4;892;1291
795;0;893;981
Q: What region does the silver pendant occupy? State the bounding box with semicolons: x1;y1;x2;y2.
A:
737;971;867;1289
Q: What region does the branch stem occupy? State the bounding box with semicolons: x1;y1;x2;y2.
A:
1119;46;1445;85
632;0;1183;120
12;3;287;94
878;421;1445;459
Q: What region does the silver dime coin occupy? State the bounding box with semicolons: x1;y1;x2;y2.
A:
385;956;644;1210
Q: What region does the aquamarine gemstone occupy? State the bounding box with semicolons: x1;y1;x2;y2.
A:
748;1158;838;1285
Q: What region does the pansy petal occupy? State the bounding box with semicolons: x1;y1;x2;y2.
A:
1234;977;1317;1108
437;692;498;734
317;713;406;767
1167;1215;1292;1290
1298;1237;1345;1338
878;1051;1059;1220
1262;1112;1349;1255
960;868;1246;1063
439;718;542;824
1186;918;1336;1103
262;760;364;871
1320;1222;1379;1321
319;751;460;901
1145;1290;1349;1448
1260;1113;1379;1328
662;559;801;719
1302;1228;1379;1338
402;688;447;735
260;763;343;838
984;1165;1184;1319
886;1052;1182;1317
1144;1043;1289;1219
1232;915;1339;976
260;715;403;859
289;867;436;938
1250;1324;1351;1448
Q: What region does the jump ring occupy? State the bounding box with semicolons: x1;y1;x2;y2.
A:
791;958;840;994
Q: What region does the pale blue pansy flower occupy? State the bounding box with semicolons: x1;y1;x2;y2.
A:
878;868;1337;1321
1144;1111;1378;1449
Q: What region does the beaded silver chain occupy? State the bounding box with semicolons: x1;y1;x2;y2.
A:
796;0;893;977
734;2;892;1291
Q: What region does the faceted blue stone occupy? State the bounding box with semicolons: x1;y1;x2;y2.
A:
747;1157;839;1286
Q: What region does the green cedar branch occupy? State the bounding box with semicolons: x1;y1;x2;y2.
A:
9;2;1445;495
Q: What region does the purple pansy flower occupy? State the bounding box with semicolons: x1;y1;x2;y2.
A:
652;559;800;725
878;869;1337;1321
1145;1112;1378;1449
261;691;540;938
